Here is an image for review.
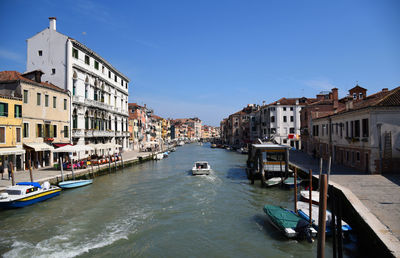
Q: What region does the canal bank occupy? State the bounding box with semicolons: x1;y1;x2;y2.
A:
0;150;160;191
288;150;400;258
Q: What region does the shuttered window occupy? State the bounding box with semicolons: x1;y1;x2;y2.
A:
0;127;5;143
0;102;8;117
14;105;22;118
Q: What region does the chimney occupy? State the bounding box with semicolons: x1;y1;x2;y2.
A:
49;17;56;31
332;88;338;109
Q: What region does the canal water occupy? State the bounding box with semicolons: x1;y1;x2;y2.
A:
0;143;349;257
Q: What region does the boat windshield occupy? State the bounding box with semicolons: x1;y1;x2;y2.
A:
6;189;22;195
195;163;207;169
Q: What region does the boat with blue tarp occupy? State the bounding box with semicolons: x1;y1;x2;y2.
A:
0;181;61;209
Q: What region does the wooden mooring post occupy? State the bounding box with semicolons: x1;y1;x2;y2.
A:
120;152;124;168
28;159;34;182
309;169;313;225
108;155;112;173
10;161;15;186
294;167;298;213
317;174;328;258
114;154;117;172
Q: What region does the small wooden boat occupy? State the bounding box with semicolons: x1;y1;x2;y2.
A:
264;177;282;187
192;161;211;175
300;190;320;204
263;205;317;240
282;177;302;189
58;179;93;189
296;201;352;235
154;153;164;160
0;182;61;209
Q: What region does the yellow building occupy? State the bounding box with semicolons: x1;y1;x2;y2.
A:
0;95;25;171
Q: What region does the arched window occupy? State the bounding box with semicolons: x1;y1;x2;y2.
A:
85;111;89;130
108;116;112;130
72;109;78;129
72;71;78;96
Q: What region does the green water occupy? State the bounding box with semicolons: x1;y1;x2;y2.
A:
0;143;350;257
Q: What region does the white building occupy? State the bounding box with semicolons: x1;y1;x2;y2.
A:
259;98;308;149
26;17;130;155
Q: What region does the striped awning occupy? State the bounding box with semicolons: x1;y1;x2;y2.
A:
0;147;25;156
24;143;54;152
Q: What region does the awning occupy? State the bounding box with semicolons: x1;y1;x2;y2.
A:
0;147;25;156
53;143;72;148
24;143;54;152
53;144;94;153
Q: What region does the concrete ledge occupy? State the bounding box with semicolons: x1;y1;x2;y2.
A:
290;163;400;258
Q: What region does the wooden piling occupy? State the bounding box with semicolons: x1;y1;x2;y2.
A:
28;159;33;182
260;151;265;187
114;154;117;172
294;167;298;214
10;161;15;186
59;156;64;181
327;156;331;185
319;158;323;190
121;153;124;168
317;174;328;258
71;157;75;180
337;196;344;258
309;169;313;225
331;191;337;258
108;156;111;173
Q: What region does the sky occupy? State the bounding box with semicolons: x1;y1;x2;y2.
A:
0;0;399;126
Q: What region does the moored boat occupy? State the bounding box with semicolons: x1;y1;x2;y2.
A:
0;182;61;209
296;201;352;235
264;177;282;187
58;179;93;189
300;190;320;204
192;161;211;175
263;204;317;241
282;177;302;189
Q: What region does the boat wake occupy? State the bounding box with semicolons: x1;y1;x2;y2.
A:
2;208;150;258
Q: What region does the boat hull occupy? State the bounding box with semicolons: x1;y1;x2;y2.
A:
59;180;93;189
0;188;61;209
192;169;211;175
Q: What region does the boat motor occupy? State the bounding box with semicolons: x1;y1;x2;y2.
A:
295;219;314;243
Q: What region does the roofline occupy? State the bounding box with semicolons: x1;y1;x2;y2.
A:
70;39;130;82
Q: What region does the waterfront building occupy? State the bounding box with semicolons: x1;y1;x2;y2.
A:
309;86;400;173
26;17;130;156
259;98;312;149
128;103;148;150
0;79;25;171
0;70;70;169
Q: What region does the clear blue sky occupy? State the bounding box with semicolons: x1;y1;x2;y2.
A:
0;0;399;126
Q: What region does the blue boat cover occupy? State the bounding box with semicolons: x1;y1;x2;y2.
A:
16;182;42;188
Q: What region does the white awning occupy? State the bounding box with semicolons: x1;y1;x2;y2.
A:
53;145;94;153
24;143;54;152
0;147;25;156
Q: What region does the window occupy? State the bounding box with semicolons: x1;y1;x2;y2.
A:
37;124;43;137
23;90;28;103
353;93;357;100
85;55;90;65
354;120;360;137
53;97;57;108
271;116;275;123
108;71;111;78
290;107;293;111
52;125;57;138
45;95;49;107
73;81;76;96
14;105;22;118
362;119;369;138
72;48;78;58
290;116;294;122
23;123;29;138
283;116;287;122
16;128;21;143
114;75;117;82
359;93;363;99
0;127;5;143
94;61;99;70
121;80;123;86
94;90;98;101
356;152;360;161
38;50;43;56
290;127;295;134
64;126;69;138
346;121;349;137
64;99;67;110
283;107;286;111
0;102;8;117
322;125;325;136
283;139;287;144
51;68;56;75
102;66;105;73
37;93;41;106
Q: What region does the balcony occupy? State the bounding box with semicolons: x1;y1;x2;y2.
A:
72;129;84;137
85;129;115;137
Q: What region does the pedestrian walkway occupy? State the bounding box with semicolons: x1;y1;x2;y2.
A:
0;150;153;191
290;150;400;253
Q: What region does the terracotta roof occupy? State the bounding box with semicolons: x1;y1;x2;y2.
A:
374;87;400;106
0;71;66;93
151;115;162;120
349;85;367;91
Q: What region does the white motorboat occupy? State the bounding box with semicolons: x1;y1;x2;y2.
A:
192;161;211;175
0;182;61;209
154;153;164;160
